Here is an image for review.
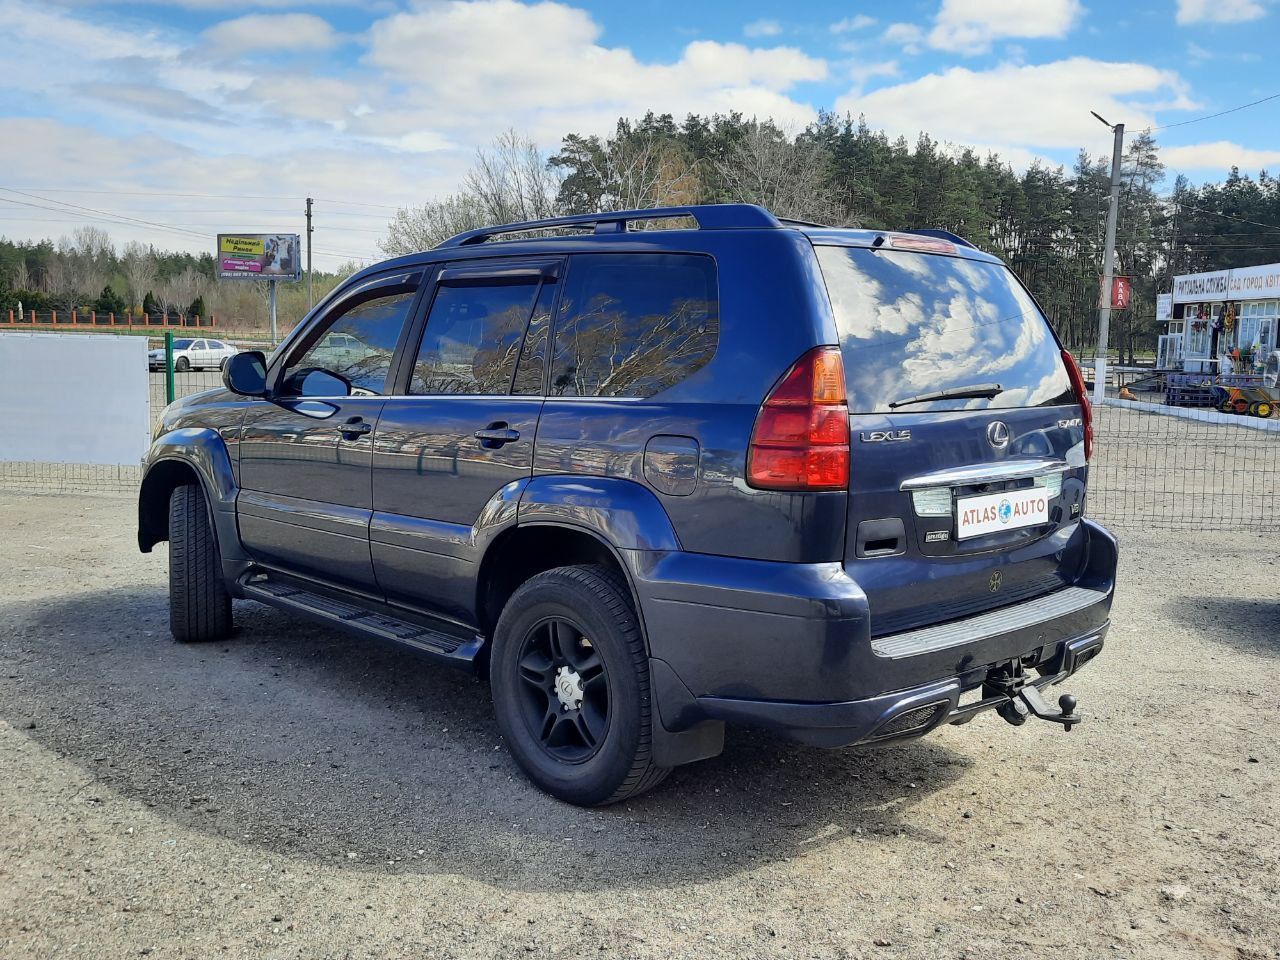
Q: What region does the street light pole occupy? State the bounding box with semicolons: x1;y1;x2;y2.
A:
1092;111;1125;405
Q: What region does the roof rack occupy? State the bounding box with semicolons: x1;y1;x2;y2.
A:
435;203;781;248
776;216;830;228
903;228;977;249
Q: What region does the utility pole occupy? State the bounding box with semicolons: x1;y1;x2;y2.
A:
305;196;314;311
1091;111;1124;405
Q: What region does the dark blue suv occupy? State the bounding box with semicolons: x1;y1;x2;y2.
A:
138;204;1116;805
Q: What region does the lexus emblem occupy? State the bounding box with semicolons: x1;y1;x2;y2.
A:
989;571;1003;592
987;421;1010;450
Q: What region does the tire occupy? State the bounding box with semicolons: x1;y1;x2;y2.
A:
168;483;232;643
1252;400;1273;418
1232;397;1249;415
174;356;190;373
490;564;669;806
219;357;228;371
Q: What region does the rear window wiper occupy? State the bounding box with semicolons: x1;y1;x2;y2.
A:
888;383;1004;409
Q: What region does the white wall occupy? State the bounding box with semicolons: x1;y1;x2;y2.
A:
0;333;150;466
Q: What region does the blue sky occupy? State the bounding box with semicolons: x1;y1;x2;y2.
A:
1;0;1277;263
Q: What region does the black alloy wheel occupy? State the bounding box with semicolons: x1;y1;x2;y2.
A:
516;616;609;762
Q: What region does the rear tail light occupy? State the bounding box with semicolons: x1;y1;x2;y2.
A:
747;346;850;491
1061;349;1093;461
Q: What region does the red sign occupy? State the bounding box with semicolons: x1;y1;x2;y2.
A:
1108;276;1132;309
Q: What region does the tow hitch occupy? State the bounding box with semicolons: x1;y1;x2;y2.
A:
984;662;1082;732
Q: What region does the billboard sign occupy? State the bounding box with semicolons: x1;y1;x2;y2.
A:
217;233;301;281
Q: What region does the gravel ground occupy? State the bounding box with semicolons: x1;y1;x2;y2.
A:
0;492;1277;960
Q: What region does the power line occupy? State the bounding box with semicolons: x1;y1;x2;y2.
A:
1166;199;1280;235
0;187;209;240
1150;91;1280;131
3;186;405;213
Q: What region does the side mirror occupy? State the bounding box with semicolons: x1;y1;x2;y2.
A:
223;350;268;397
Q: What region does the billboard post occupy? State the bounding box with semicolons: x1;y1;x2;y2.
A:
268;279;278;345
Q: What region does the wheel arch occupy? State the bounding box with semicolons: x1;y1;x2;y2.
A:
138;428;238;553
475;522;647;651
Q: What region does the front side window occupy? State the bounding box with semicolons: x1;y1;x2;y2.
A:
410;281;541;395
549;254;719;398
816;245;1074;413
284;290;416;396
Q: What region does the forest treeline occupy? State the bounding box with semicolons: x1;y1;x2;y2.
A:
5;112;1280;351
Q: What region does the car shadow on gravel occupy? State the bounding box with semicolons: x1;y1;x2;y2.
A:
1162;595;1280;658
1;587;973;892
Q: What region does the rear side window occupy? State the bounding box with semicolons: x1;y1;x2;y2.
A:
550;254;718;398
815;246;1073;413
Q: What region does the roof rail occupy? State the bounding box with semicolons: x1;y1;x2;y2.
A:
435;203;781;248
776;216;829;228
903;228;977;249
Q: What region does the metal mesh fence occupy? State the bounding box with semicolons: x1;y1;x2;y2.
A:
1089;400;1279;532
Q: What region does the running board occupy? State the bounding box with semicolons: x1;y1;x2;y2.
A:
239;573;483;668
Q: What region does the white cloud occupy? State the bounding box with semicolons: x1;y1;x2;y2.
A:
0;0;181;61
1186;41;1212;63
836;57;1187;153
848;59;900;90
201;13;339;56
743;18;782;38
928;0;1085;54
830;15;876;33
882;22;925;54
364;0;826;141
1163;141;1280;172
1176;0;1267;24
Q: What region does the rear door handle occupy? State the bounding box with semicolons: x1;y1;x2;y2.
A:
339;417;372;439
474;423;520;448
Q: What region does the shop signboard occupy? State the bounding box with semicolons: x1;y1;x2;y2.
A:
1172;262;1280;304
1156;293;1172;324
1111;276;1131;309
217;234;302;281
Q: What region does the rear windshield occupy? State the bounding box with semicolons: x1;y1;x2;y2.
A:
815;245;1073;414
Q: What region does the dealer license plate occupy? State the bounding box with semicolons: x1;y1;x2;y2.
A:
956;487;1049;540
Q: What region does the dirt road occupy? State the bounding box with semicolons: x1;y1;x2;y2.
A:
1;493;1277;959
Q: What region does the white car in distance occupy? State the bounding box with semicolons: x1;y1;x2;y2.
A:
148;338;239;372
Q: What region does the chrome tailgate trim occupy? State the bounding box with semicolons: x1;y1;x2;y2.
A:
899;458;1068;490
870;586;1108;659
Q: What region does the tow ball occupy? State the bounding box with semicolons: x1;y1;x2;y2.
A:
985;664;1083;732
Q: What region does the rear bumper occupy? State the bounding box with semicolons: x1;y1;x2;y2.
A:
630;518;1117;749
694;624;1106;747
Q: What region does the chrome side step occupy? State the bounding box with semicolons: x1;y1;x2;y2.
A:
240;574;483;666
871;586;1108;659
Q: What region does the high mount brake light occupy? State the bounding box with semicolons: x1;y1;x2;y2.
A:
887;234;956;255
1061;349;1094;462
747;346;850;491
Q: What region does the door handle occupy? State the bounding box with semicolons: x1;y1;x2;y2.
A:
474;423;520;448
339;417;372;439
